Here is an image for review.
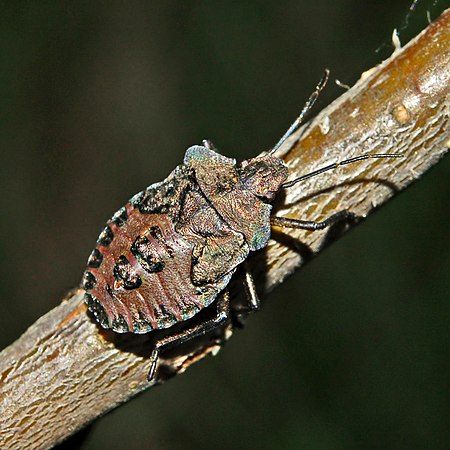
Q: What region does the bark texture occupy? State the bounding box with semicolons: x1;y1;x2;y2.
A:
0;8;448;450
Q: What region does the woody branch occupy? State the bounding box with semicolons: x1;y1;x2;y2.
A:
0;8;448;450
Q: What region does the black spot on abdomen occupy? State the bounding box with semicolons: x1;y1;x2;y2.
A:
97;225;114;246
113;255;142;290
85;293;109;328
87;248;103;268
83;271;97;290
111;207;128;227
131;235;165;273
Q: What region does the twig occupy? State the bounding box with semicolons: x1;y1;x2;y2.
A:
0;8;448;450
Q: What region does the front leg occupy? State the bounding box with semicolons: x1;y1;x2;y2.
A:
271;210;356;231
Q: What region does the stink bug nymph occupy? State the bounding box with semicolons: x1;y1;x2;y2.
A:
82;71;401;381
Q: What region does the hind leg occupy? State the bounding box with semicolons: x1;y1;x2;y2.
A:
148;291;230;381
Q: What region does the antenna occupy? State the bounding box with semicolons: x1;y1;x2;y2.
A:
269;70;403;188
281;153;404;189
269;69;330;155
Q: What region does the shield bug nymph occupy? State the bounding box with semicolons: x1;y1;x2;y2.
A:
82;70;402;381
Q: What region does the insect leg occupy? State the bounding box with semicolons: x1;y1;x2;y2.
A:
231;263;261;329
271;210;356;231
148;291;230;381
243;261;260;311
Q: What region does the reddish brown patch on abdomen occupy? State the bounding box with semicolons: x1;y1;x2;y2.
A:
85;205;215;333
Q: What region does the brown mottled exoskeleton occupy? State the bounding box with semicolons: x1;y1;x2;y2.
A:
83;71;401;381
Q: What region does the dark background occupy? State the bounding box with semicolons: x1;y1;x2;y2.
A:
1;1;448;449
